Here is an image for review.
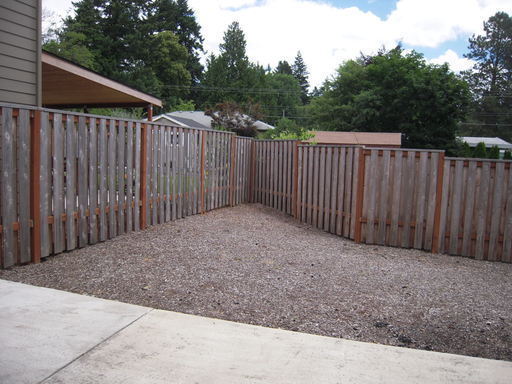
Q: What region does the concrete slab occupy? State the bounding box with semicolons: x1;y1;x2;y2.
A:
0;280;150;384
44;309;512;384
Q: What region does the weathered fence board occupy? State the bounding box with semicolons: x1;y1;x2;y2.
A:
439;158;512;262
2;103;511;268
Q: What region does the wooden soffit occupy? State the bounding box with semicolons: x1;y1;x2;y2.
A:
42;51;162;108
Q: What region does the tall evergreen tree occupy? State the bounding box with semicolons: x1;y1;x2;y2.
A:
219;21;250;83
275;60;293;75
462;12;512;141
292;51;310;104
152;0;204;82
44;0;202;108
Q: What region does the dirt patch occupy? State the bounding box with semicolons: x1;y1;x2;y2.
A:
2;204;511;361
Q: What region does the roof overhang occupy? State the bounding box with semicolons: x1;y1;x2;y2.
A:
42;51;162;109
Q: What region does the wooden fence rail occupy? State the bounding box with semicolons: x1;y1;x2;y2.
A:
1;103;511;267
0;104;249;268
252;142;511;263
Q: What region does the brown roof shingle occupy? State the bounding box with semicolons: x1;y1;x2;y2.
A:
304;131;401;147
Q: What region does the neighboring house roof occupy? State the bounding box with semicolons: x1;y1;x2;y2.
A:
153;114;209;129
459;136;512;150
153;111;274;132
42;51;162;108
305;131;402;147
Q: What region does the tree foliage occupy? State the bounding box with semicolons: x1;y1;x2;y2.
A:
462;12;512;141
292;51;310;104
488;145;501;159
200;22;302;126
275;60;293;75
473;142;488;158
44;0;203;108
308;47;470;150
206;101;262;137
261;118;312;140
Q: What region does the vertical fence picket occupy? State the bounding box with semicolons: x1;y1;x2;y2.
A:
99;119;107;240
117;121;126;234
39;112;51;258
108;119;117;238
126;121;133;232
18;109;31;263
134;122;141;231
88;118;98;244
65;115;76;250
52;114;65;253
1;108;16;267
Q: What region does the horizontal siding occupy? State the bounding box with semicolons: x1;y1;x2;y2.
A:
0;53;36;72
0;76;36;94
0;28;37;51
0;89;35;104
0;65;36;83
0;41;35;61
0;6;37;27
0;0;39;106
0;17;37;40
1;0;37;18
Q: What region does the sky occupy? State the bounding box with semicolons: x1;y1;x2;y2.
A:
42;0;512;87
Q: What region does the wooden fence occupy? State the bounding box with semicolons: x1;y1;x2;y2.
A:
1;102;511;267
357;148;443;251
438;158;512;262
253;144;512;263
0;104;249;268
252;140;296;216
296;145;359;239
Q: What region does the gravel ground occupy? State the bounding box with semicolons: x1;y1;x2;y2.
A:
2;204;511;361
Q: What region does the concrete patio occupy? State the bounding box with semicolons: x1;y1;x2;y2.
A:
1;279;511;384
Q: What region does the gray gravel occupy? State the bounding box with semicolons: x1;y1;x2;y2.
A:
2;204;511;361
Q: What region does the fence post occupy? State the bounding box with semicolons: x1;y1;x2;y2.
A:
200;131;206;213
353;146;366;243
292;141;299;218
431;152;446;253
140;123;148;229
229;135;236;206
30;109;42;263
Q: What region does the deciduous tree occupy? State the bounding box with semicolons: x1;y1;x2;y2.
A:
309;47;469;150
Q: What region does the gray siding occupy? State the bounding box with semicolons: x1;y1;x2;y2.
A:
0;0;41;106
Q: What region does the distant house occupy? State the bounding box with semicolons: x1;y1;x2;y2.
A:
152;111;274;132
459;136;512;150
304;131;402;147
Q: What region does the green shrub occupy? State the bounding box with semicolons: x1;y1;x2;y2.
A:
473;142;487;158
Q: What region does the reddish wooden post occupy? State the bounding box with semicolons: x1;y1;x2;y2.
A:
431;152;446;254
353;146;366;243
199;131;206;213
30;110;42;263
140;123;148;229
229;135;236;206
147;105;153;122
292;140;299;218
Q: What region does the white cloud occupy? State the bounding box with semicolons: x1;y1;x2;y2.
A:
188;0;511;86
43;0;512;87
386;0;511;47
429;49;475;72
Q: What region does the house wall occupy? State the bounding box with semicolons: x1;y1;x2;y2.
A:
0;0;42;106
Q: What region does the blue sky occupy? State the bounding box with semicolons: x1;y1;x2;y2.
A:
327;0;397;18
44;0;512;86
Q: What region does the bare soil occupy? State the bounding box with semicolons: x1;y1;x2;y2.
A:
2;204;511;361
